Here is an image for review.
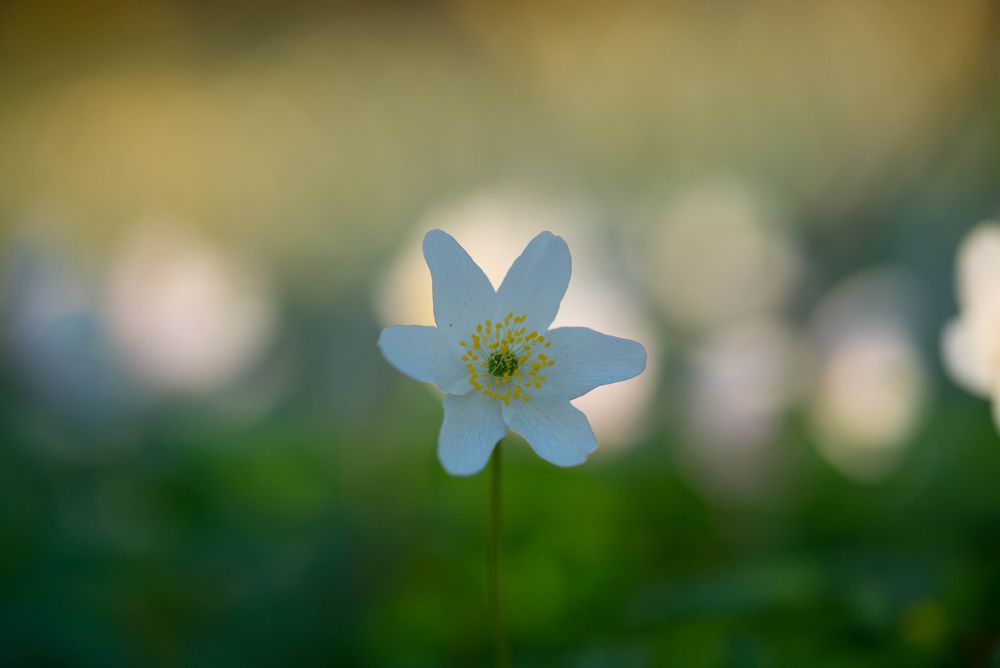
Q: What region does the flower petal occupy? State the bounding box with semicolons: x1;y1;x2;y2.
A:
941;316;996;398
496;231;570;333
439;393;507;476
423;229;496;339
501;397;596;467
378;325;471;395
539;327;646;399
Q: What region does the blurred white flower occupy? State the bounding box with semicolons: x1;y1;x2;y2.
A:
808;268;927;481
680;317;804;499
687;318;803;447
639;182;800;331
376;191;660;448
104;220;277;394
941;224;1000;412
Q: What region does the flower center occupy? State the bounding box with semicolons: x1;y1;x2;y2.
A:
487;350;519;377
459;311;556;405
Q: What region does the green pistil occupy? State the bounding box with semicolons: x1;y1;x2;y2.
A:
487;351;519;377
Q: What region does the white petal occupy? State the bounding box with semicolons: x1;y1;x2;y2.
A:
501;397;596;467
941;316;995;398
496;231;570;333
378;325;471;395
539;327;646;399
423;229;496;339
439;392;507;476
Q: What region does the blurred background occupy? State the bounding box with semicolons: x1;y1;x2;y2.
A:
2;1;1000;666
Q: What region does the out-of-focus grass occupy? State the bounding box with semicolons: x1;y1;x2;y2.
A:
2;357;1000;666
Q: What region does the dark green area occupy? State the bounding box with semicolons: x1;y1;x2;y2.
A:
1;356;999;667
487;351;519;378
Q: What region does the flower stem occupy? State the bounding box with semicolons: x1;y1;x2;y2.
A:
489;443;509;668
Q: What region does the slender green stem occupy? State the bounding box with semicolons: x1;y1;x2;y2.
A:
488;443;509;668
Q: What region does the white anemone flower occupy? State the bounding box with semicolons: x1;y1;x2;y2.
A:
377;229;647;476
942;223;1000;424
375;191;659;448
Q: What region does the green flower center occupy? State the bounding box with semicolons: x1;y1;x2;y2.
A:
487;350;519;377
458;312;556;405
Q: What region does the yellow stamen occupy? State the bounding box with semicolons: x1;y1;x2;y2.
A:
460;314;556;403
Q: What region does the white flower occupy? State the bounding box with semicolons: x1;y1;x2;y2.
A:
942;223;1000;426
377;229;647;475
374;190;660;448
